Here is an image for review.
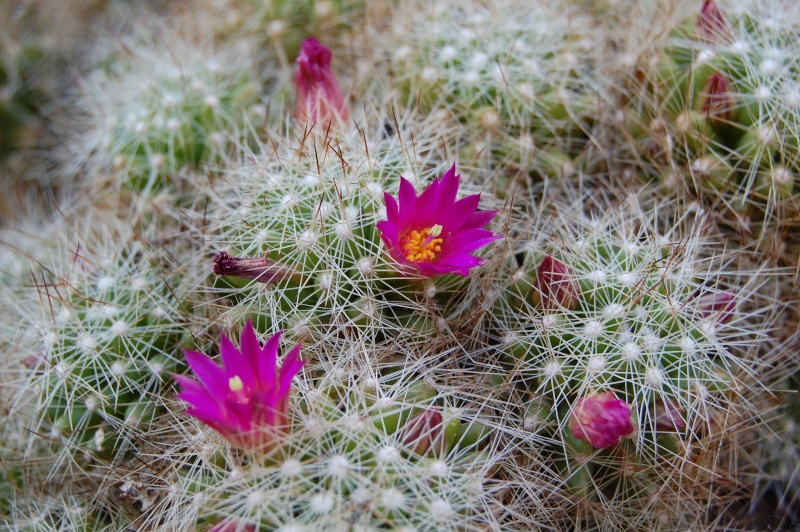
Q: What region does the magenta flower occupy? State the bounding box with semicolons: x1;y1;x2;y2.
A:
569;392;636;449
173;320;304;450
295;37;348;127
376;164;502;277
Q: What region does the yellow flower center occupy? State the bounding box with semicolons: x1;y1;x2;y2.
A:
400;224;444;263
229;375;244;392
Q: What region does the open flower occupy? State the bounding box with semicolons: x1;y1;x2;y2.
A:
294;37;348;128
173;320;304;450
376;164;502;277
569;392;636;449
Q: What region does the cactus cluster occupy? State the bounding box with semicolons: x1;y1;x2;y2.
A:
621;0;800;240
1;0;799;530
387;0;604;187
482;185;784;528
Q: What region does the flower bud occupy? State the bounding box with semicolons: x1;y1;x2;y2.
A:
294;37;348;128
696;291;736;324
699;71;736;125
697;0;730;44
401;408;444;456
653;400;685;431
535;255;580;310
213;251;302;284
569;391;636;449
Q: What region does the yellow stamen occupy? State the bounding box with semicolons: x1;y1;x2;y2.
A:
229;375;244;392
400;226;444;263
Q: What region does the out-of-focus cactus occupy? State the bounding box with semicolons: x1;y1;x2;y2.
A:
620;0;800;243
386;0;604;191
66;29;260;194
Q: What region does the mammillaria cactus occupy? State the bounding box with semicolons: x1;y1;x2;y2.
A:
2;0;800;530
619;0;800;253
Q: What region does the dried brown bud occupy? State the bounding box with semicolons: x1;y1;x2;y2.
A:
213;252;302;284
654;400;686;431
536;255;581;310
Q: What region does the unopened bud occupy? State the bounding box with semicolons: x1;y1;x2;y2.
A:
213;251;302;284
696;291;736;324
569;391;636;449
697;0;731;44
295;38;348;129
699;71;736;124
402;409;444;456
535;255;580;310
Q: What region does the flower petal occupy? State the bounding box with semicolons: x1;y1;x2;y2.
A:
442;194;481;233
220;332;257;391
258;331;281;392
438;164;460;208
445;228;503;254
398;177;418;230
278;344;305;397
184;350;229;398
384;192;399;222
461;209;500;231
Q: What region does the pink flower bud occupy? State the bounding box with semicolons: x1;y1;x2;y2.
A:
654;400;685;431
294;37;348;128
536;255;580;310
569;392;636;449
697;291;736;324
697;0;731;43
213;251;302;284
700;72;735;124
402;408;444;455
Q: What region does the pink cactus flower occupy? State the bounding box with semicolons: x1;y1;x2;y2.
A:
376;164;502;277
536;255;581;310
569;392;636;449
173;320;304;450
294;37;348;128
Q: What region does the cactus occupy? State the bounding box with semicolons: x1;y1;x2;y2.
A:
618;0;800;245
385;0;604;190
132;357;504;530
486;184;783;528
205;115;504;347
64;26;261;195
